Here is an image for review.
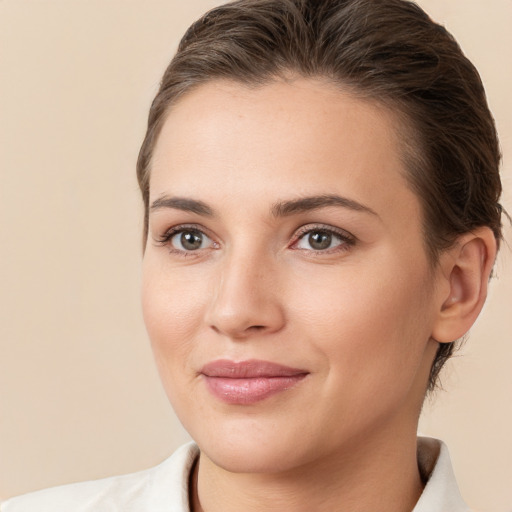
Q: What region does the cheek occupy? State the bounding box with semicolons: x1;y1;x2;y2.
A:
289;254;433;387
141;256;208;376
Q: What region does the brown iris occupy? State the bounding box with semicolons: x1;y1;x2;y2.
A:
307;231;332;250
180;230;203;250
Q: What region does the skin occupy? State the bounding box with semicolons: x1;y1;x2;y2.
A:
141;78;495;512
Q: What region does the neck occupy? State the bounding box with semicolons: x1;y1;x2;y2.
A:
191;424;424;512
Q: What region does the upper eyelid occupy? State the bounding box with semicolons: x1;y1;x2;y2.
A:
161;223;209;234
293;223;355;241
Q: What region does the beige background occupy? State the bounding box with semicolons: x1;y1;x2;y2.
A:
0;0;511;510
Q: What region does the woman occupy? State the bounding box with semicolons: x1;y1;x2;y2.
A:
2;0;505;510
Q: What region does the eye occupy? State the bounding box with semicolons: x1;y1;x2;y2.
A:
170;229;213;251
293;226;354;252
154;225;216;254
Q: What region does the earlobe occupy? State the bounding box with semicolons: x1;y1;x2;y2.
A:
432;227;497;343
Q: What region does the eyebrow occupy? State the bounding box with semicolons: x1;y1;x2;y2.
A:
149;193;378;219
150;196;214;216
271;194;379;218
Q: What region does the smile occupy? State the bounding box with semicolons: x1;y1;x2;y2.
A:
200;359;309;405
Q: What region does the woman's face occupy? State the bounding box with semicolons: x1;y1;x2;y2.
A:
142;78;442;473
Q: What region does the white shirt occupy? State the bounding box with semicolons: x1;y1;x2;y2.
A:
1;438;471;511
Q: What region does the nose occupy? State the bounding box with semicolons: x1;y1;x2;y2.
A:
205;250;286;339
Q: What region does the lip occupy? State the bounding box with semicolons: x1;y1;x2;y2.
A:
200;359;309;405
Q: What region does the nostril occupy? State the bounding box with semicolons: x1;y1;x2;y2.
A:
209;323;267;337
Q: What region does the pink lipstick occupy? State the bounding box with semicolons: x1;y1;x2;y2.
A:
200;359;308;405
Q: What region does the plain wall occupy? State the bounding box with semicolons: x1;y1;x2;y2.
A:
0;0;511;510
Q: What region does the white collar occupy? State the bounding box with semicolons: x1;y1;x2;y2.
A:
414;437;470;511
0;438;470;511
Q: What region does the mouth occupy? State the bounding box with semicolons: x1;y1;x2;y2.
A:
200;359;309;405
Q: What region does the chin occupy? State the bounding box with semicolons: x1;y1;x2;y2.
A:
201;437;306;474
186;411;324;475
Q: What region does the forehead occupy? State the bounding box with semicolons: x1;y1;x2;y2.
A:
150;78;421;230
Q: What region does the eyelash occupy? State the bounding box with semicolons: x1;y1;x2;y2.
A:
155;223;356;256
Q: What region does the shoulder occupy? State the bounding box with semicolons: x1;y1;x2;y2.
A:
0;443;198;512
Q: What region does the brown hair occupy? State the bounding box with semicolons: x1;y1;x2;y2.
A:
137;0;503;391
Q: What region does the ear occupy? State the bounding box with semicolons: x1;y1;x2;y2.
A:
431;227;497;343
